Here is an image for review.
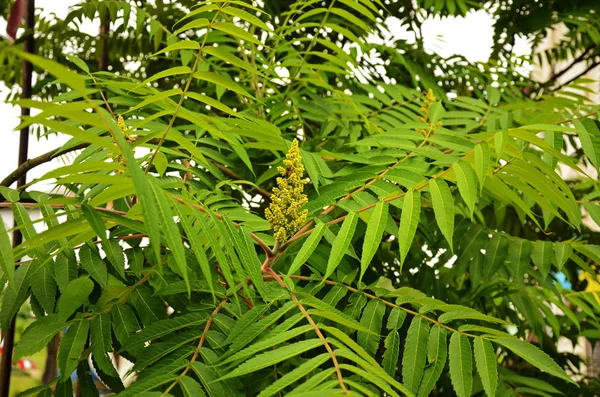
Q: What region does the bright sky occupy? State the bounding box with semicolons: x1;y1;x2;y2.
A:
0;1;533;191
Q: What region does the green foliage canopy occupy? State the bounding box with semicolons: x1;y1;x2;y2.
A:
1;0;600;396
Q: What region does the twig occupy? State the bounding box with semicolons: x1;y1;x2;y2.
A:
265;268;348;393
542;45;595;88
213;162;271;198
162;300;226;396
551;58;600;92
145;5;225;173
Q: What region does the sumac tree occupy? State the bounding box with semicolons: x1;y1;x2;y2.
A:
1;0;600;396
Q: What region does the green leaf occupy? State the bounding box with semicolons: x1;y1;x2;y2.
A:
141;65;191;86
360;202;388;282
417;325;447;397
452;161;478;216
474;142;490;194
57;276;94;321
191;361;240;397
108;115;163;271
357;300;386;355
0;217;14;283
555;242;572;271
77;360;100;397
382;330;400;376
13;202;46;257
117;370;179;397
237;225;268;300
1;261;31;332
129;285;168;325
220;324;314;368
88;320;112;364
55;377;74;397
402;316;430;393
194;71;254;99
103;239;125;279
30;262;56;313
52;253;76;293
14;314;66;360
154;40;200;56
91;313;119;377
325;211;358;280
148;181;189;293
212;21;263;46
78;244;108;288
112;304;141;345
81;204;106;238
65;54;90;74
336;361;402;397
438;311;506;325
58;318;90;380
154;151;168;176
585;201;600;227
531;241;553;281
474;337;498;397
219;339;323;381
289;222;327;275
223;304;271;345
174;204;214;297
494;129;508;158
484;234;508;278
180;376;207;397
173;18;210;35
322;327;410;396
202;46;260;75
387;307;407;331
430;179;454;249
449;332;473;397
399;189;420;272
133;331;200;372
297;294;373;335
493;336;574;384
225;302;298;354
186;91;238;117
10;48;85;93
257;353;330;397
574;118;600;169
509;238;532;283
121;312;207;352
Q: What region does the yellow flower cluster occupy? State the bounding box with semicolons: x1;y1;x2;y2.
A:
109;115;129;174
417;89;441;135
265;139;308;244
118;115;128;134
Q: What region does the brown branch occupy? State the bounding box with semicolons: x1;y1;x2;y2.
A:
1;143;89;188
98;15;110;73
213;162;271;198
542;45;595;87
551;58;600;93
2;141;271;204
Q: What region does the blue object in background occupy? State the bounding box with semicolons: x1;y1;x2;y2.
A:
554;272;572;289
